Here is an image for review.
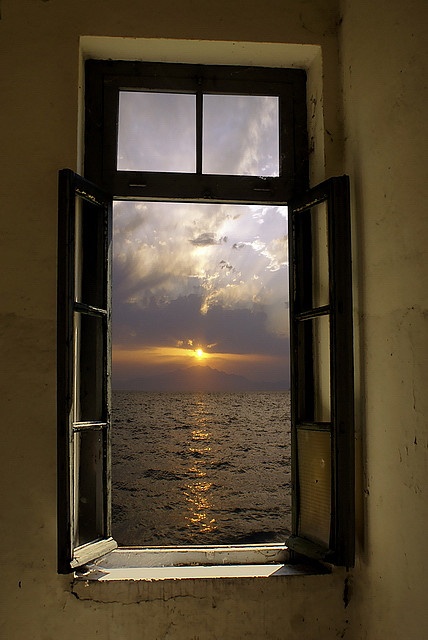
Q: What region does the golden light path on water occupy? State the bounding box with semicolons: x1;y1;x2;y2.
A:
183;399;217;535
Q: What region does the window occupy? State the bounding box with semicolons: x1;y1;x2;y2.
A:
288;177;354;566
57;171;115;571
57;61;354;572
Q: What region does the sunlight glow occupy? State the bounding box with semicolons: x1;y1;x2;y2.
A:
195;348;205;359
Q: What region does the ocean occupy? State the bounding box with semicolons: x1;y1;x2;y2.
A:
112;390;291;546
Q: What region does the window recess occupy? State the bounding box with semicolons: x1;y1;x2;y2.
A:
57;60;354;573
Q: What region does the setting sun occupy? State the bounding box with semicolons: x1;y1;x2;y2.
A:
195;348;205;359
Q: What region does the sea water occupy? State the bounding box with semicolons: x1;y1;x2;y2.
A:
112;390;291;546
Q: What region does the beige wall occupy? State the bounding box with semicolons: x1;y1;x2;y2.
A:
340;0;428;637
0;0;427;638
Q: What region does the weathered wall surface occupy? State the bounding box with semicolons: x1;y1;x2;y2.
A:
1;0;427;638
0;1;347;639
340;1;428;638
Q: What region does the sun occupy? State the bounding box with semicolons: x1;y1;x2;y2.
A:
195;348;205;360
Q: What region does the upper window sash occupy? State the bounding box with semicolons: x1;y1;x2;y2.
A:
85;60;308;203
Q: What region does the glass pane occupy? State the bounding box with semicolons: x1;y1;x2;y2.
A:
74;429;105;547
297;315;330;423
203;95;279;176
312;314;331;423
311;201;329;308
117;91;196;172
297;429;331;547
74;196;106;308
74;313;104;422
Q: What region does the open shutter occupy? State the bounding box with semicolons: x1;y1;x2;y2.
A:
57;169;117;573
287;176;354;567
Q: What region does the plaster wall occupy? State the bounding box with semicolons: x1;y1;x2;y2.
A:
0;0;427;638
339;1;428;638
0;2;349;638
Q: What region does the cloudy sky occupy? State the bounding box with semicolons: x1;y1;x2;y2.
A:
112;91;289;388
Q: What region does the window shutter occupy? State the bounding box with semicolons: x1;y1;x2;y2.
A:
287;176;354;567
57;169;117;573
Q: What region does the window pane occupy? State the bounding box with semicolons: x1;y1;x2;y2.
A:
74;196;106;309
117;91;196;172
203;95;279;176
74;429;105;547
297;315;331;423
74;313;104;422
312;314;331;423
297;429;331;547
311;201;329;308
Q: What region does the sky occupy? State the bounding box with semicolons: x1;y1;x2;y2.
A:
112;91;290;389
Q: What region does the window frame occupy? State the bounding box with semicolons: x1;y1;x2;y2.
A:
84;60;308;204
57;59;354;573
57;169;116;573
287;176;355;567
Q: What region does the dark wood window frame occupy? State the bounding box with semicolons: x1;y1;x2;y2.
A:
288;176;354;566
84;60;308;204
57;170;116;573
57;59;354;572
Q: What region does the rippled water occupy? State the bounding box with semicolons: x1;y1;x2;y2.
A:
112;391;291;546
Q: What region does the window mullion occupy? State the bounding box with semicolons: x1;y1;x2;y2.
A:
196;91;203;175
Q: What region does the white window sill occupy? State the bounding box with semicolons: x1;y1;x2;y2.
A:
74;544;329;582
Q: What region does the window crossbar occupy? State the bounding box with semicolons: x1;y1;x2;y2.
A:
296;422;332;432
295;305;330;321
74;302;108;317
72;422;108;431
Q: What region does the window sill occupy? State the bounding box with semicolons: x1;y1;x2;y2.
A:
73;544;330;583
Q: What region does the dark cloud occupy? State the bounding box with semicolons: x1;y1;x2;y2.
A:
113;293;288;358
189;232;218;246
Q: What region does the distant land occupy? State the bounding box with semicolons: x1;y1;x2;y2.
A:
113;365;288;392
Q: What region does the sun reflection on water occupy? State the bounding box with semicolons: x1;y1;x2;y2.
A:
183;400;217;535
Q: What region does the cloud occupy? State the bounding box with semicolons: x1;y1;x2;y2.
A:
112;200;289;380
112;92;291;383
114;201;288;315
118;92;279;179
118;92;196;172
190;232;218;246
113;292;289;358
203;95;279;177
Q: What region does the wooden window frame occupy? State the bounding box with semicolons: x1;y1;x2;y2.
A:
287;176;355;567
57;59;354;572
84;60;308;204
57;169;116;573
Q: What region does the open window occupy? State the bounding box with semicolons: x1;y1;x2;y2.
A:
57;170;116;572
287;176;354;567
57;60;354;572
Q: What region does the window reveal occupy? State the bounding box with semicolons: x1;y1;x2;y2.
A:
57;60;354;572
